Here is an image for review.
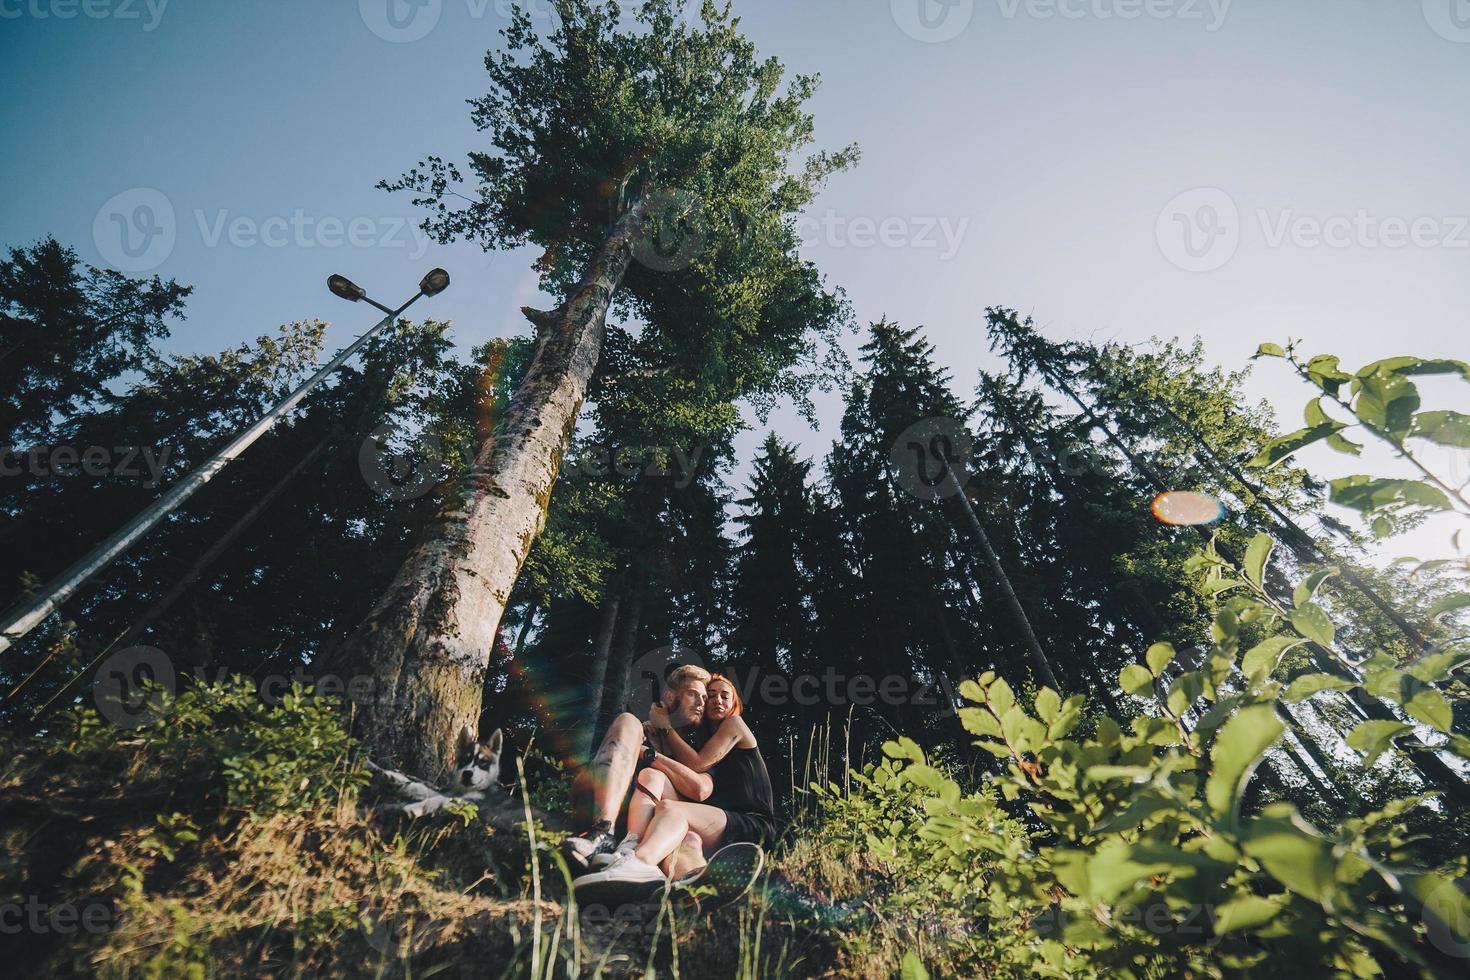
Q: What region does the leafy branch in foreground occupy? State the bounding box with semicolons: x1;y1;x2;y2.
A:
863;538;1470;975
1251;345;1470;536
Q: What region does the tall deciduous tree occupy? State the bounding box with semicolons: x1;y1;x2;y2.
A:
335;0;856;774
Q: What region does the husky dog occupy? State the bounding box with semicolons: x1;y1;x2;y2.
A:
367;726;503;817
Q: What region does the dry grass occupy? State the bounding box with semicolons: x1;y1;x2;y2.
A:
0;736;855;979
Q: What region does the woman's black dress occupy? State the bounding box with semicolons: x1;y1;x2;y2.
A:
705;744;776;846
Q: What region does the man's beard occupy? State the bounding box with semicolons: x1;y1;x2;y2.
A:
669;706;704;729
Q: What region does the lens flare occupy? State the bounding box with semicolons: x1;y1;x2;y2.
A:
1151;491;1225;526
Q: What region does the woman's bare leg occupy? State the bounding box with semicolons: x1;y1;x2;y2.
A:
634;799;727;869
666;830;707;878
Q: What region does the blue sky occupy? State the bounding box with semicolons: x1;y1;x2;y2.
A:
2;0;1466;560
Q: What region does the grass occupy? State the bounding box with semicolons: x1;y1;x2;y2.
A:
0;711;898;979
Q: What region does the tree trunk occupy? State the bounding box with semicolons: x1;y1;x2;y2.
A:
596;568;645;738
513;598;540;659
579;581;622;758
944;469;1060;690
326;199;648;778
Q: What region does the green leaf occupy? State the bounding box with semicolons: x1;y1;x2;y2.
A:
1089;794;1175;834
1167;671;1207;715
1305;354;1352;395
899;951;929;980
1406;648;1470;684
1289;603;1335;648
1119;663;1154;697
1242;636;1305;681
988;677;1015;716
1033;687;1060;724
1325;431;1363;456
1284;673;1357;702
1243;533;1274;588
1331;475;1452;515
957;706;1001;738
1255;343;1286;358
1241;807;1338;903
1145;642;1175;675
1346;720;1414;766
1214;895;1283;934
1206;704;1283;824
1427;594;1470;621
1248;424;1344;469
1292;568;1337;608
1403;687;1454;735
882;737;925;763
1410;410;1470;448
1354;371;1420;438
957;679;985;703
1360;356;1470;381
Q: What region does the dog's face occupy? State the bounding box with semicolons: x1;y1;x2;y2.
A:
454;726;502;792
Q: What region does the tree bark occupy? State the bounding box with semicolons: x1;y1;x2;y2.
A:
579;581;622;758
326;199;647;778
596;568;645;737
944;469;1060;690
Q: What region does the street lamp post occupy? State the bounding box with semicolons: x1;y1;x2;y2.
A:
0;269;450;654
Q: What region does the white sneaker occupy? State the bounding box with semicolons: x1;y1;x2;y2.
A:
572;853;665;891
588;833;640;870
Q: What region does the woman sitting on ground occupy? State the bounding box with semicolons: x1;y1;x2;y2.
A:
574;674;775;888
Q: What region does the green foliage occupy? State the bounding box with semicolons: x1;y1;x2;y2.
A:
803;512;1470;977
1252;345;1470;537
54;676;367;814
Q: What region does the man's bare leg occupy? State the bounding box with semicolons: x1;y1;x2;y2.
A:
571;712;644;829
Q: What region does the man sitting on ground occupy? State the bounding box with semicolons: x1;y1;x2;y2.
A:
560;664;713;874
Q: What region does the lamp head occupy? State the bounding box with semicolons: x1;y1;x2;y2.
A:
327;274;366;302
419;268;450;297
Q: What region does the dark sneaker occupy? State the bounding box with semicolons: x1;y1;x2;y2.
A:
670;842;764;916
559;824;616;876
